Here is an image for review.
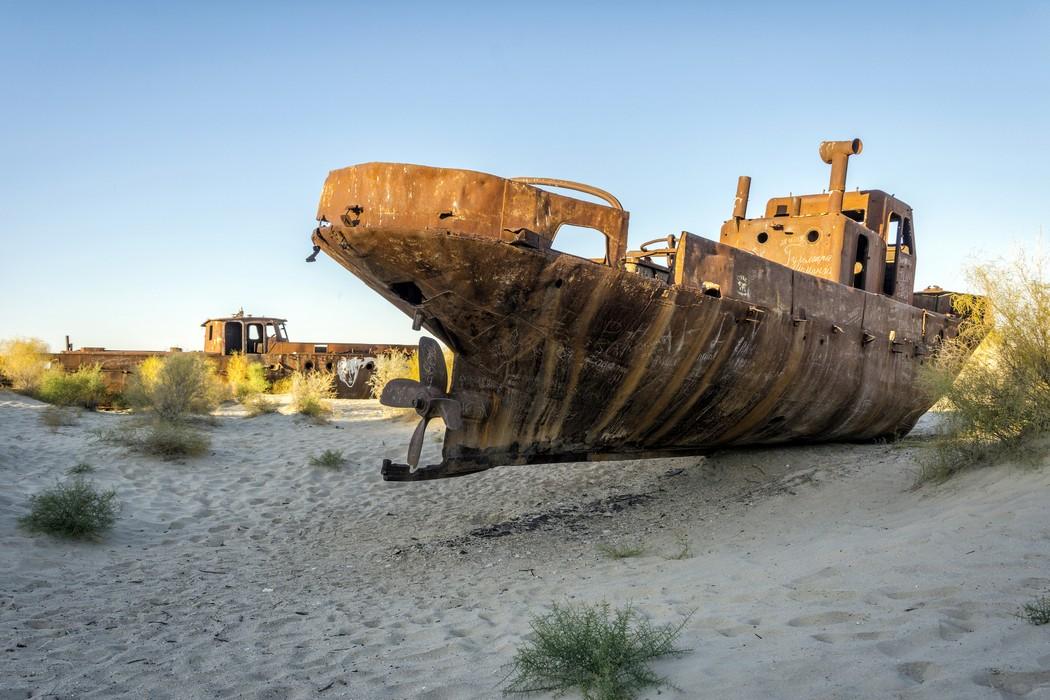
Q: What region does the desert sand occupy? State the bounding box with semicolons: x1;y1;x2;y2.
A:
2;390;1049;699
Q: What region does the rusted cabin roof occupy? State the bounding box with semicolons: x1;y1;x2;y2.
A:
200;315;287;327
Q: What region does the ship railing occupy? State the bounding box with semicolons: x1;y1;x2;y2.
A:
623;235;677;282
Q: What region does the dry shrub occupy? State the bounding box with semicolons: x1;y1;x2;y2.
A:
225;353;269;401
291;370;335;419
139;421;210;458
368;348;418;398
124;353;224;421
368;345;454;398
920;251;1050;480
0;337;50;392
245;394;279;416
269;375;294;394
100;420;211;459
597;542;647;560
369;345;455;418
40;405;80;431
37;364;108;408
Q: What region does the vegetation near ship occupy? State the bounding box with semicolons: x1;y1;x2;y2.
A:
310;139;982;480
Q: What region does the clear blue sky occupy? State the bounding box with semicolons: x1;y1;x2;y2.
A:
2;1;1047;351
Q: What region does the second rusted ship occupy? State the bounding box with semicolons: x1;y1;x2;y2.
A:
310;139;975;479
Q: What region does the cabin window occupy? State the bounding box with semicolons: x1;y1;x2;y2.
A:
887;213;901;245
774;204;789;216
208;325;213;341
266;322;286;345
552;224;608;263
883;213;914;297
852;233;870;290
843;209;865;223
884;214;902;296
246;323;264;354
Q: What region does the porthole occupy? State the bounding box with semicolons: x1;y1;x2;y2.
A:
807;230;820;243
757;232;768;244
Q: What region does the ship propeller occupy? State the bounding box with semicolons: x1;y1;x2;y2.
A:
379;336;462;469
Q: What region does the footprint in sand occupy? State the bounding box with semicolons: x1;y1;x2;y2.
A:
881;585;960;600
897;661;940;684
974;669;1050;696
787;566;841;588
811;630;889;644
937;618;974;641
715;625;753;638
787;611;862;627
875;616;974;659
788;588;860;604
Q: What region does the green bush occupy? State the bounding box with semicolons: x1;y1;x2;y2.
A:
37;364;108;408
1021;594;1050;625
920;252;1050;481
309;449;346;469
504;602;689;700
124;353;224;421
19;479;119;539
0;337;50;392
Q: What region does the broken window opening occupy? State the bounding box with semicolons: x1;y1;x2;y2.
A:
246;323;264;354
390;281;425;306
223;321;243;355
551;224;608;263
853;233;870;290
843;209;866;223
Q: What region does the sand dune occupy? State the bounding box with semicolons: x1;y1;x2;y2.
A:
2;390;1049;699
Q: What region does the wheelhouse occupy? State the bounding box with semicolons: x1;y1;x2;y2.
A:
202;311;288;355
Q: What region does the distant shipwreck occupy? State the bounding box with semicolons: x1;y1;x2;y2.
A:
310;139;976;480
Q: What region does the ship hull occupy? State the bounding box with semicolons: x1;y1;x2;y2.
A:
313;221;956;478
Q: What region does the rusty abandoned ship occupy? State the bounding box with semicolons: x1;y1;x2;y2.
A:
53;312;412;399
310;138;972;480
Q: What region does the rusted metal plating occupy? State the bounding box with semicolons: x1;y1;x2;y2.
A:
311;141;979;480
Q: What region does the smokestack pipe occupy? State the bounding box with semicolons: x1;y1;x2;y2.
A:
819;138;863;214
733;175;751;220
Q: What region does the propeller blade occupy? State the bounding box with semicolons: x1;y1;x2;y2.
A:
431;397;463;431
417;336;447;392
407;416;428;468
380;378;422;408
